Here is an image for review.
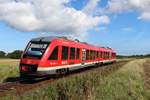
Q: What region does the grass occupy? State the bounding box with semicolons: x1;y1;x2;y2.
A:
0;59;19;83
95;59;146;100
0;59;150;100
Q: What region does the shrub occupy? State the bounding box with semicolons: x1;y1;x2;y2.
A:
0;51;6;58
7;50;23;59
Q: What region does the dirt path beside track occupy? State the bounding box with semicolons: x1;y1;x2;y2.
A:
0;59;19;65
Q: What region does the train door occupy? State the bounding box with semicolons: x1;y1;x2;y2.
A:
69;47;75;65
82;49;86;65
61;46;69;66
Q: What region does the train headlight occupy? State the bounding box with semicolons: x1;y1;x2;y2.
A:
21;66;28;71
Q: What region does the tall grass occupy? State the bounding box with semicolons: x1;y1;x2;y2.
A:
1;59;150;100
0;60;19;83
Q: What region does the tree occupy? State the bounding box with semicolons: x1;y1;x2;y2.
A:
0;51;6;58
7;50;23;59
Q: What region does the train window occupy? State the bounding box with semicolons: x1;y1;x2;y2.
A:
109;52;111;58
93;50;95;60
101;52;103;58
104;52;105;59
107;52;109;59
70;47;75;59
93;51;96;60
101;51;103;58
106;52;108;59
90;50;93;60
97;51;99;59
62;46;68;60
95;51;97;59
86;50;89;60
76;48;80;59
92;50;94;60
23;42;49;59
49;46;58;60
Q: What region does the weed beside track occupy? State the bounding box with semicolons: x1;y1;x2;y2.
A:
144;60;150;89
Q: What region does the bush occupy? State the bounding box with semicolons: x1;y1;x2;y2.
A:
7;50;23;59
0;51;6;58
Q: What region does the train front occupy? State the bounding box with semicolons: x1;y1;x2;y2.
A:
19;37;50;78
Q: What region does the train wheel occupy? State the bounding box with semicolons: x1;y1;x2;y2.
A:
65;68;70;75
56;68;69;76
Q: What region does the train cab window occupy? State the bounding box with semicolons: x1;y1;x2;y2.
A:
76;48;80;59
49;46;58;60
70;47;75;59
86;50;89;60
62;46;68;60
23;42;49;59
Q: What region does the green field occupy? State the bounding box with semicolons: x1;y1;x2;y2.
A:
0;59;150;100
0;59;19;83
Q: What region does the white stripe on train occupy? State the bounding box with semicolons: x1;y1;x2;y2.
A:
36;59;116;74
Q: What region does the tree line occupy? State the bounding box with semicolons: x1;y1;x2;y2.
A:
0;50;150;59
117;54;150;59
0;50;23;59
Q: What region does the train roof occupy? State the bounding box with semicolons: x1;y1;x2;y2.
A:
30;36;59;42
30;36;114;51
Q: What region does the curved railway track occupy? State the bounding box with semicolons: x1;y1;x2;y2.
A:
0;60;128;97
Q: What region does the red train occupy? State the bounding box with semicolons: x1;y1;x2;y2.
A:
19;36;116;78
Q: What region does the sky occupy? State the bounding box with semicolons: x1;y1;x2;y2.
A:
0;0;150;55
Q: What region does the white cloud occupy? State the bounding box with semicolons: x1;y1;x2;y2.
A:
122;27;134;32
106;0;150;21
107;0;132;13
83;0;100;15
95;27;107;33
138;12;150;21
0;0;109;40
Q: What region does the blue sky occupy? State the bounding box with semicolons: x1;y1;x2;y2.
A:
0;0;150;55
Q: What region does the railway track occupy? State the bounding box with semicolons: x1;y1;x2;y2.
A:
0;60;128;97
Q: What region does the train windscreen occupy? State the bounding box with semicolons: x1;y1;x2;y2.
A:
23;42;50;59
